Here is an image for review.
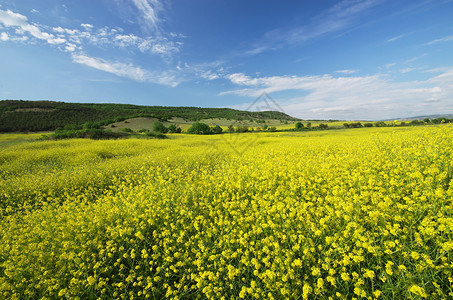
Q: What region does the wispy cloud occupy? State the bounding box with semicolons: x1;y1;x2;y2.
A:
427;35;453;45
0;8;184;57
72;53;180;87
384;62;397;69
400;67;422;74
130;0;163;32
387;33;406;42
177;61;227;81
0;9;66;45
220;68;453;120
0;7;185;86
405;53;427;64
336;69;357;74
246;0;384;55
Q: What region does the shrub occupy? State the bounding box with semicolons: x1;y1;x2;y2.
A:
349;122;362;128
167;124;177;133
211;125;223;134
153;121;168;133
49;129;126;140
187;122;211;134
145;131;167;139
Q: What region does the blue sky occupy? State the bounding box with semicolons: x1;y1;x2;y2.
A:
0;0;452;120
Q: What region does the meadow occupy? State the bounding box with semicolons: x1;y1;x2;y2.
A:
0;126;452;299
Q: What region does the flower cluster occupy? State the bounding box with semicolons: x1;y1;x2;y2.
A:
0;126;452;299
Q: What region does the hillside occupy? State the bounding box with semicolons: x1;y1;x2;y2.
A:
0;100;299;132
396;114;453;121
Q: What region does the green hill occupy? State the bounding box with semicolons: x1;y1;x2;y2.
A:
0;100;299;132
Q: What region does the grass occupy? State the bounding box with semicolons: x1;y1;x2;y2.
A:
0;132;48;148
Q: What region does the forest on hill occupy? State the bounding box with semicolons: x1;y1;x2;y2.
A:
0;100;298;132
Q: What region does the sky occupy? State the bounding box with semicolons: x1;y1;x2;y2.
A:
0;0;453;120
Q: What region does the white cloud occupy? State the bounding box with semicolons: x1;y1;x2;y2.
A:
427;35;453;45
72;53;148;81
387;34;405;42
221;68;453;120
30;9;40;14
0;9;28;27
400;67;420;74
0;9;66;45
1;8;182;58
53;26;65;33
336;69;357;74
0;32;9;41
71;53;180;87
0;7;186;88
64;43;78;52
115;33;140;47
130;0;163;31
385;62;397;69
178;61;226;81
81;23;93;30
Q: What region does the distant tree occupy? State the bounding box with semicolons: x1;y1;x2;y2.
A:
295;122;304;130
343;123;351;128
153;121;168;133
167;124;182;133
187;122;211;134
364;123;373;127
432;118;447;124
236;126;249;133
83;122;98;130
268;126;277;132
121;127;133;133
263;125;269;130
211;125;223;134
374;121;386;127
424;118;431;124
318;123;328;129
349;122;362;128
306;122;312;128
228;125;235;133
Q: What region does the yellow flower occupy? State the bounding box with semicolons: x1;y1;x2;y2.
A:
409;285;428;298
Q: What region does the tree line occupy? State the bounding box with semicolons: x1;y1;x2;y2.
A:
0;100;297;132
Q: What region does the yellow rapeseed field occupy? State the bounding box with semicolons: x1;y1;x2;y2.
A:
0;126;452;299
